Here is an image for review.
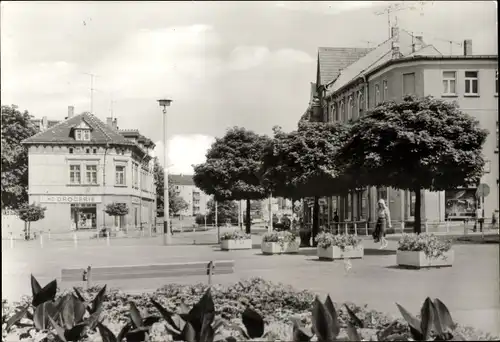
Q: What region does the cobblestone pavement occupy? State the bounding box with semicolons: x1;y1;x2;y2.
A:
2;228;499;335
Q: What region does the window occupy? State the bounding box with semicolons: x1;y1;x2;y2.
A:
382;80;388;101
442;71;457;95
92;148;97;154
86;165;97;184
329;104;334;122
358;92;364;117
85;148;90;154
375;84;381;104
464;71;478;95
115;165;126;185
83;130;90;141
333;104;339;122
339;101;344;121
133;163;139;188
347;96;353;121
495;70;498;95
70;165;81;184
402;73;416;96
75;130;82;140
69;148;74;154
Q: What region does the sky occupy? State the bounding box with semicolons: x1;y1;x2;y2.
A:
1;1;498;174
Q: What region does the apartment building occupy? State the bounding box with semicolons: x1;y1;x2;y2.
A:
170;174;212;217
21;107;157;233
303;27;498;227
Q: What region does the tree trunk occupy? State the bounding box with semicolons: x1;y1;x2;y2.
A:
414;188;422;234
245;199;251;234
312;196;320;247
28;222;31;240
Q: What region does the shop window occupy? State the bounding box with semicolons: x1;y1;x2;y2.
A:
71;204;96;230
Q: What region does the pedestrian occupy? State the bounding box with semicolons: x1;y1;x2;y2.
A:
474;206;484;232
333;211;339;234
373;199;391;249
492;210;498;229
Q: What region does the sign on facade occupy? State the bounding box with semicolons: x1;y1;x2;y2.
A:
476;184;490;198
40;195;102;203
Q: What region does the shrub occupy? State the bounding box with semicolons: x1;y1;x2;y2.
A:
315;232;362;250
398;233;452;259
262;231;298;245
220;231;251;241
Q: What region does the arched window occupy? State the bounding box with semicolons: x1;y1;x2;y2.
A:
347;96;353;121
339;101;345;122
329;103;335;122
375;84;381;105
358;91;364;118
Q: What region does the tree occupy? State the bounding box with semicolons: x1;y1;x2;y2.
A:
261;122;352;246
1;105;39;210
337;95;488;233
193;127;270;234
18;203;46;240
152;158;189;217
104;202;129;229
204;199;239;226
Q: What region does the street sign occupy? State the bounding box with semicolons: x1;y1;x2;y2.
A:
476;183;490;198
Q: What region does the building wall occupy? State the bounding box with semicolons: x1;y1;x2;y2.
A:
173;184;211;217
27;144;156;233
319;59;498;225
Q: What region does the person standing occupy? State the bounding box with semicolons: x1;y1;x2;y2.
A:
374;199;391;249
474;206;483;232
333;211;339;234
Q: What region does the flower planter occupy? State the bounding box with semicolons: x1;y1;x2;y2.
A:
220;239;253;250
317;245;364;260
261;239;300;255
396;250;454;268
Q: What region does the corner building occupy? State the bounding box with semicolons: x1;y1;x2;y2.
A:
303;27;498;230
22;107;157;233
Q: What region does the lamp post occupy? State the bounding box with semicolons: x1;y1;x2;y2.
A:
158;98;172;245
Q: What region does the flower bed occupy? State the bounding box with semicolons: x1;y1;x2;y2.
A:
3;277;498;342
315;232;363;260
397;233;454;268
220;231;252;250
261;231;300;254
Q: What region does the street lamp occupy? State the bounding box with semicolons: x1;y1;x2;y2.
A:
158;98;172;245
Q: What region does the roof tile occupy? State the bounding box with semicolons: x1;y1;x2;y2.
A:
318;47;373;85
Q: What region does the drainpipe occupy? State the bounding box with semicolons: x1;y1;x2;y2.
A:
138;153;148;232
102;143;110;235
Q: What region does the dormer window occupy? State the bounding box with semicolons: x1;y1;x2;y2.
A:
73;120;92;141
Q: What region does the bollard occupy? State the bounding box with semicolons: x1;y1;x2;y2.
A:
40;233;43;248
344;223;348;234
365;222;368;236
106;231;110;246
463;220;467;236
10;232;14;249
424;220;428;233
446;219;450;233
73;232;78;248
354;222;358;236
206;261;214;285
400;221;405;234
48;229;51;240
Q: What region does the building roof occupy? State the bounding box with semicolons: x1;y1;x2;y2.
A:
119;129;156;149
318;47;373;86
170;174;195;186
325;29;435;97
22;112;134;146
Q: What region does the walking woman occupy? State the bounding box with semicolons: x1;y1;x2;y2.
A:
374;199;391;249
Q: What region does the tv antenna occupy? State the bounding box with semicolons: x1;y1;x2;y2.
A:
82;72;100;114
374;2;430;39
359;40;376;49
433;37;463;55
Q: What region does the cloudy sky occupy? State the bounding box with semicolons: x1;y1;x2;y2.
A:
1;1;497;174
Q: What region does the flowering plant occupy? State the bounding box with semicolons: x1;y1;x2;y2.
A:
397;233;452;259
220;230;251;241
263;231;298;243
315;232;361;250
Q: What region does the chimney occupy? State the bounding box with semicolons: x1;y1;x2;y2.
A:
463;39;472;56
67;106;75;118
391;26;400;59
41;116;48;131
106;117;113;128
112;118;118;130
413;35;423;53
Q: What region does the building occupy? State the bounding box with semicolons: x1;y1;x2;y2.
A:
21;106;157;233
303;27;498;227
169;174;212;217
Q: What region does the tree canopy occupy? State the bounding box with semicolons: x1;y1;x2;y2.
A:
337;95;488;232
18;203;46;240
1;105;39;210
152;158;189;217
193;127;270;233
261;122;352;245
104;202;129;217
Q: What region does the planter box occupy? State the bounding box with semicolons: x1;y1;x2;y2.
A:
396;250;454;268
317;245;364;260
261;240;300;255
220;239;253;250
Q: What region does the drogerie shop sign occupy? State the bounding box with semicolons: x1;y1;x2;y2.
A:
40;195;102;203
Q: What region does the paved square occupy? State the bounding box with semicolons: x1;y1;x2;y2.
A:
2;230;499;336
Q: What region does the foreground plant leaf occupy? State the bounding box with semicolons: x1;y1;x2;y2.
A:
434;298;455;333
5;305;28;331
324;295;340;337
346;321;361;341
420;297;435;340
396;302;423;340
90;285;107;314
31;275;57;307
48;315;68;342
33;301;59;331
242;307;265;338
290;317;312;342
129;301;144;329
311;296;335;341
344;304;364;328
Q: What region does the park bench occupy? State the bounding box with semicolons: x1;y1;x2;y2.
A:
61;260;235;288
